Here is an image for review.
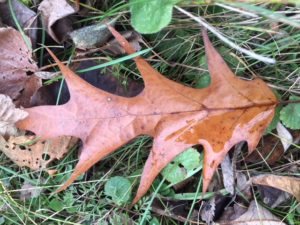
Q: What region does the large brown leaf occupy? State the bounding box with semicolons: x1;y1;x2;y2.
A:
17;27;277;204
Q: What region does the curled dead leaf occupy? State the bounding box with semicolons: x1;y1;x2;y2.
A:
252;174;300;202
38;0;77;43
217;201;286;225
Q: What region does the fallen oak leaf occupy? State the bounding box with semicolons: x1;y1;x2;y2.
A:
17;27;277;204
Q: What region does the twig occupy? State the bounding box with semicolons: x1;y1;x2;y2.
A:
278;99;300;105
38;56;109;71
151;205;206;224
215;3;259;18
175;6;276;64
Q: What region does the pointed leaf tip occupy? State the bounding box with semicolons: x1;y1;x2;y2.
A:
45;47;61;66
45;47;77;81
107;25;137;55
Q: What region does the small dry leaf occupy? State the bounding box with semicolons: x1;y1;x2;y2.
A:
0;27;38;100
217;201;286;225
221;154;234;195
0;135;77;170
0;94;28;136
252;174;300;202
38;0;77;43
276;122;293;151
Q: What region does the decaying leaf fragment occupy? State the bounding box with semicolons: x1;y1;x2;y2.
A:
0;94;28;136
0;27;38;100
0;135;77;170
17;27;277;204
252;174;300;202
